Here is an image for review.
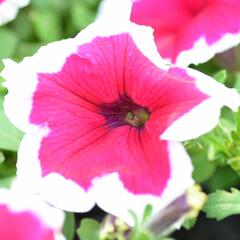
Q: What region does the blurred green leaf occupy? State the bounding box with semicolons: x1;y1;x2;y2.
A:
71;2;95;30
16;42;42;58
0;151;17;178
0;96;23;151
130;229;153;240
77;218;100;240
31;10;62;42
11;10;33;41
0;176;15;188
213;70;227;83
0;28;18;59
31;0;69;12
63;212;75;240
203;188;240;220
0;151;4;164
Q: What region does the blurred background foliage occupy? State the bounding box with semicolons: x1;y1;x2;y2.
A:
1;0;240;239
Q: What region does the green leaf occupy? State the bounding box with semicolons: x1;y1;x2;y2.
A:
0;176;15;188
130;229;153;240
213;70;227;83
206;167;240;192
31;10;62;42
183;217;197;230
63;212;75;240
203;188;240;220
77;218;100;240
0;95;23;151
142;204;153;223
191;148;216;182
0;28;18;59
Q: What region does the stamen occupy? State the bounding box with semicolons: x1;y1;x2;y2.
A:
125;108;149;127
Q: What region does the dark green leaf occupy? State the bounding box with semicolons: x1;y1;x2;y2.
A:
63;212;75;240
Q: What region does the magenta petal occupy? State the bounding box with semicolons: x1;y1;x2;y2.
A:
131;0;240;63
28;33;207;196
0;205;54;240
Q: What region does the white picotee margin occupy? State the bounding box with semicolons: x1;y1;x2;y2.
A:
0;0;29;26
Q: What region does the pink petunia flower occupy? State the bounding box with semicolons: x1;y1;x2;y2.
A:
0;0;29;26
1;22;240;223
98;0;240;66
0;187;65;240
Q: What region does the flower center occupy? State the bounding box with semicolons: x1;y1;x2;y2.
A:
99;94;150;129
125;108;149;127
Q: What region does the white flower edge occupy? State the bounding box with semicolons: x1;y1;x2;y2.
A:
0;186;65;240
176;33;240;66
161;67;240;142
17;127;193;225
0;0;30;26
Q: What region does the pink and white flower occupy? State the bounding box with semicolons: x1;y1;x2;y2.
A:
1;22;240;223
0;187;65;240
0;0;30;26
98;0;240;66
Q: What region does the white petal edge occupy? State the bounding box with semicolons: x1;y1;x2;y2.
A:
161;67;240;142
0;187;65;240
2;38;78;133
176;32;240;66
17;125;193;225
16;127;96;213
96;0;132;23
0;0;29;26
75;21;168;70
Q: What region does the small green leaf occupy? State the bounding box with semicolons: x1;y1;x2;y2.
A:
142;204;153;223
213;70;227;83
203;188;240;220
183;217;197;230
0;28;18;59
77;218;100;240
63;212;75;240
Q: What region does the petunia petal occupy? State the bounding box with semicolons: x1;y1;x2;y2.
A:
0;187;65;240
161;67;240;141
98;0;240;65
